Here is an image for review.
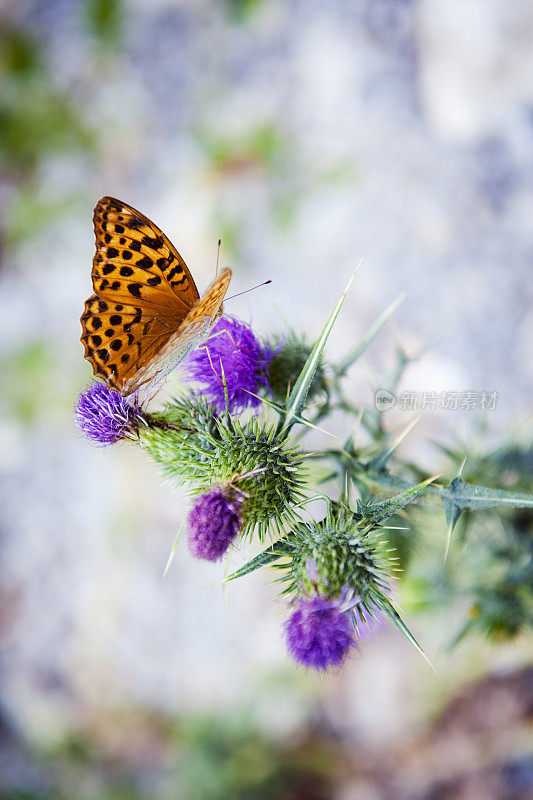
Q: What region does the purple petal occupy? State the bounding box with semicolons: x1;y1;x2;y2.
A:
75;382;144;446
187;486;242;561
183;316;273;413
284;595;356;671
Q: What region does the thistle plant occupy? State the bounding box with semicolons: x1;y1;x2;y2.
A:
76;382;147;445
76;273;533;671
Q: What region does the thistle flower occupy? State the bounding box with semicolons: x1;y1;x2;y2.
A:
183;316;273;413
75;382;146;446
187;486;244;561
284;594;356;670
224;506;394;669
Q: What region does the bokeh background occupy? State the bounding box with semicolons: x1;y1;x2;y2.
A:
1;1;532;798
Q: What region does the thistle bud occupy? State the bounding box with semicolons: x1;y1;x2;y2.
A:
284;508;390;605
268;332;327;404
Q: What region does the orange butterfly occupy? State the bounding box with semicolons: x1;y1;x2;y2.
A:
80;197;231;395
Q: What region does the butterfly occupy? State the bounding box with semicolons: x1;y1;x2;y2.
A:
80;196;232;395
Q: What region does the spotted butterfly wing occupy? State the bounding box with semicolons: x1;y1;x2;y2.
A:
80;196;231;394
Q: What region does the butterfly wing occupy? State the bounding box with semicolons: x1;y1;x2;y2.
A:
179;266;232;331
80;294;176;391
91;196;201;314
121;268;233;394
122;316;214;395
82;196;203;393
80;194;233;394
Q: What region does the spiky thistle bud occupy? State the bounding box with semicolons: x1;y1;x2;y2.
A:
280;507;391;614
268;331;327;404
142;395;223;483
201;418;306;540
142;397;306;541
277;509;392;669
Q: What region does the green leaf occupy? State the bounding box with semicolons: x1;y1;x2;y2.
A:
440;476;533;559
225;540;293;582
280;267;359;434
337;292;405;375
441;477;533;533
361;475;438;523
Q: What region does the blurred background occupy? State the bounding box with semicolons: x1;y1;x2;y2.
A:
0;1;532;798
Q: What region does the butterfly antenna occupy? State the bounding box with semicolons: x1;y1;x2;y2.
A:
215;238;221;278
225;280;272;302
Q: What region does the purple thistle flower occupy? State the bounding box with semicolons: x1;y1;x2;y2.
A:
183;316;274;413
284;595;356;671
187;486;243;561
75;382;145;446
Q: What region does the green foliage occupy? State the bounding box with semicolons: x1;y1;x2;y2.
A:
196;117;299;244
83;0;124;47
198;122;287;173
0;26;42;77
224;0;265;23
335;292;406;377
5;187;82;250
1;341;62;423
0;83;92;173
0;21;97;249
173;710;332;800
280;270;356;434
0;700;335;800
441;475;533;534
358;475;437;523
0;25;93;178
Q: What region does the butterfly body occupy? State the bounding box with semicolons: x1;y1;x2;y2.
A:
80;197;231;394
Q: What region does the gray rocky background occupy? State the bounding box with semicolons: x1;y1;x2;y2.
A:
0;1;532;797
